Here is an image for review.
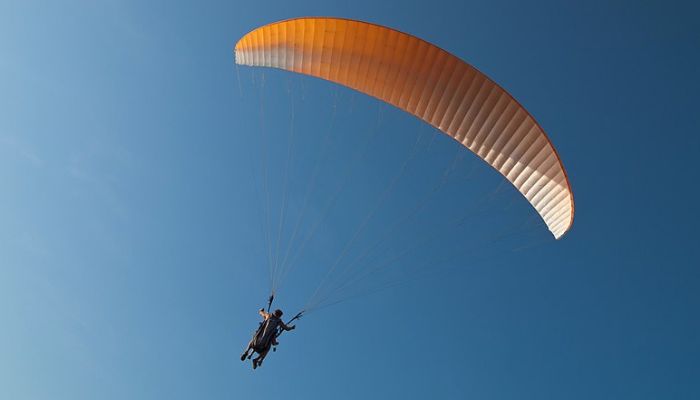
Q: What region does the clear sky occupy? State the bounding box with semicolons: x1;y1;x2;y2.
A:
1;1;699;399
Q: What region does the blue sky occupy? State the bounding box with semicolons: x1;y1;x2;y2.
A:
1;1;699;399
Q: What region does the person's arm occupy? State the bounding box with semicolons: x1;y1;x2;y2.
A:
280;322;296;331
259;308;271;319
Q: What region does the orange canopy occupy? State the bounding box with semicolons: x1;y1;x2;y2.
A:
235;17;574;238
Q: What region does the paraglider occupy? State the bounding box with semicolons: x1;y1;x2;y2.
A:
240;295;302;369
234;17;574;368
241;308;297;369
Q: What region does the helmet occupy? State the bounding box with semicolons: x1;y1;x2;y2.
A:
273;309;283;318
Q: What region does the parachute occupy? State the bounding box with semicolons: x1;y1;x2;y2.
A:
235;17;574;239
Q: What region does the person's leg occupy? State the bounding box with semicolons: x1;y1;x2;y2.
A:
252;346;270;369
241;339;255;361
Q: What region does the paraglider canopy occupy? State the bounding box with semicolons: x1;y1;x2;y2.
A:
235;17;574;238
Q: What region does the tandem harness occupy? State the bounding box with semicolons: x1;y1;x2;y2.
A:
246;295;303;356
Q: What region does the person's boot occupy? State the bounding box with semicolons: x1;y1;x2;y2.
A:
240;351;248;361
252;358;259;369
